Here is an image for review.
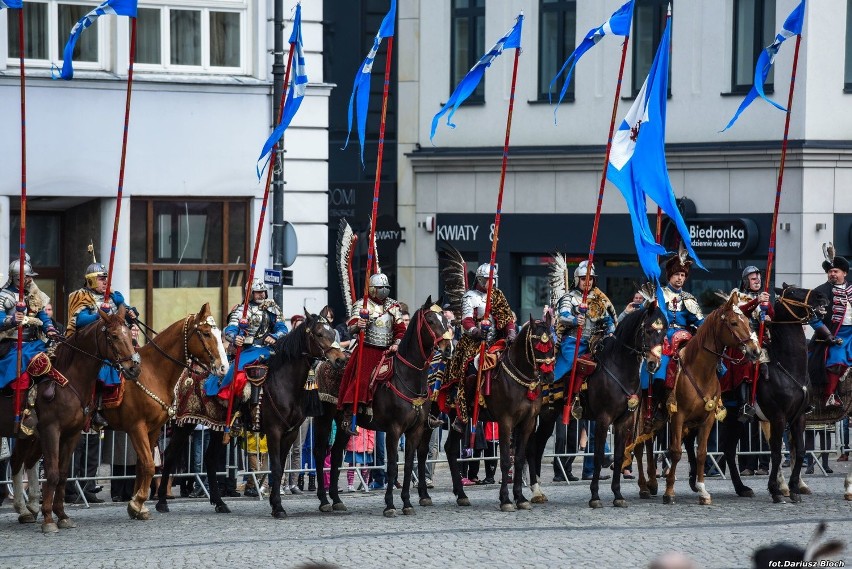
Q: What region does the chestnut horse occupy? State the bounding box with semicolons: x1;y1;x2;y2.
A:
103;303;228;520
445;314;555;511
5;307;141;533
632;292;760;505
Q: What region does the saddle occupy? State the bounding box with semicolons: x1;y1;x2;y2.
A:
244;362;269;386
102;381;125;409
664;330;693;389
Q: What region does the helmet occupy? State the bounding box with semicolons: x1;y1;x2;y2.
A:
475;263;496;289
368;273;390;301
9;259;38;280
250;278;268;299
84;262;107;289
573;261;596;288
740;266;761;290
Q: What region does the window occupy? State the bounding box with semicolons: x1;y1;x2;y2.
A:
134;5;244;72
7;1;104;71
732;0;776;92
450;0;485;103
846;0;852;89
632;0;669;96
538;0;576;101
129;198;249;330
9;212;64;323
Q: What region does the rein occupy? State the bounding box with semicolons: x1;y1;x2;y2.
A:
381;308;448;406
701;311;753;365
136;314;211;375
771;288;818;325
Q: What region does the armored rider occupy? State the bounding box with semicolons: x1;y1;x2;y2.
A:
644;249;705;420
553;261;617;383
730;266;773;420
447;263;516;434
810;244;852;407
67;256;138;427
338;272;405;431
206;278;287;398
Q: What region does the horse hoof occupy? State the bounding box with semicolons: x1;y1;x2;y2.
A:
402;507;415;516
639;490;651;500
782;489;791;497
772;494;785;504
319;503;333;513
737;488;755;498
41;522;59;534
419;498;433;507
332;502;347;512
215;503;231;514
500;502;516;512
799;486;812;495
272;509;287;519
136;510;152;521
649;486;658;496
689;481;699;493
699;496;712;506
56;518;76;529
18;513;36;524
589;499;603;509
457;497;471;507
516;501;531;510
155;502;170;513
789;492;802;504
383;508;397;518
613;499;628;508
531;495;547;504
662;495;675;505
844;493;852;501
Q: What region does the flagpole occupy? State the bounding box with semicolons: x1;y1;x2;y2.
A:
465;44;522;448
751;32;803;409
348;36;395;435
561;34;631;425
13;5;28;434
223;41;296;440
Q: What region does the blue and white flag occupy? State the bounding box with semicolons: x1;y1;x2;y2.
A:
550;0;634;121
257;3;307;179
53;0;137;80
0;0;23;10
722;0;805;130
606;19;703;305
430;13;523;142
342;0;396;166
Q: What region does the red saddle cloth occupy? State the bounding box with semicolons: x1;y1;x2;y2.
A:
338;343;386;407
102;381;126;409
664;330;693;389
217;371;248;402
575;354;597;381
719;347;753;393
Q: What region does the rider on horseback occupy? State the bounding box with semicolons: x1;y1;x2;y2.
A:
67;248;138;427
644;246;704;423
447;263;516;434
731;266;773;420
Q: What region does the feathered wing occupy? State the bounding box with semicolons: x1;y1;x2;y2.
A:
438;243;468;319
677;240;689;266
548;252;570;308
336;219;358;319
638;282;657;305
822;242;836;265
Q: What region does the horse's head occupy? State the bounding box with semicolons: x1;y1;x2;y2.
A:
641;301;667;375
418;295;454;359
719;292;761;362
187;303;228;377
308;307;347;369
525;312;556;378
775;283;828;323
98;305;141;380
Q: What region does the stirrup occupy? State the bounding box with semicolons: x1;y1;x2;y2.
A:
427;415;443;429
737;403;755;422
825;394;843;408
451;417;466;434
92;411;109;430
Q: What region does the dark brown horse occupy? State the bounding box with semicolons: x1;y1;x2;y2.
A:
445;314;555;511
631;292;760;505
104;303;228;519
313;297;452;517
155;308;346;518
5;307;141;533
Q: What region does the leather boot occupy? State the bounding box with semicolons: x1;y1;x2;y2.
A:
651;380;669;425
308;475;316;491
738;381;755;422
427;414;443;429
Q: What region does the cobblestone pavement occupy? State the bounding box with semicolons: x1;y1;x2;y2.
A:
1;465;850;569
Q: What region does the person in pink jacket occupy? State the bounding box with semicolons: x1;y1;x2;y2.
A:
345;427;375;492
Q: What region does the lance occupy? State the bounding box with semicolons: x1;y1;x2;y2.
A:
561;34;631;425
348;36;395;435
468;43;521;449
223;38;297;440
13;4;28;433
750;32;803;410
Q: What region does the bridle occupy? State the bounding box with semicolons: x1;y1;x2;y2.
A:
304;316;343;361
54;317;140;372
775;287;820;324
703;307;756;364
395;306;451;371
135;313;219;375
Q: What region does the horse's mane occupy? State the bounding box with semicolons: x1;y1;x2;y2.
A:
269;314;314;367
53;318;102;371
681;305;722;363
600;307;645;357
396;307;422;357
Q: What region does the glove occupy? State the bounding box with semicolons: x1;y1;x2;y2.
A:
832;336;844;346
506;326;517;343
466;326;482;340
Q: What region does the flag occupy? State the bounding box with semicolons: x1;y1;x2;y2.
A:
722;0;805;130
53;0;137;80
342;0;396;166
256;3;308;179
550;0;634;121
606;18;704;306
0;0;23;10
430;13;523;142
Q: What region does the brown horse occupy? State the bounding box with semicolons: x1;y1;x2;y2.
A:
103;303;228;520
633;292;760;505
445;314;555;511
6;307;141;533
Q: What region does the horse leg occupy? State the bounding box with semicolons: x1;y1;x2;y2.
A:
126;426;154;520
635;433;650;498
513;415;536;510
694;416;714;505
401;425;421;515
530;411;556;504
721;411;753;497
497;417;515;511
611;417;629;508
646;436;659;496
156;424;192;513
787;415;808;502
383;428;402;517
313;412;333;512
589;420;608;509
663;417;683;504
54;431;82;529
329;424;349;511
266;426;286;518
415;424;433;506
766;418;786;502
205;431;229;514
444;418;469;506
684;430;698;493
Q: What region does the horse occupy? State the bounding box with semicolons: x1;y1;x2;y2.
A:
103;303;228;520
313;297;452;517
445;314;555;512
631;292;760;505
548;303;666;509
4;307;141;533
716;285;828;503
155;308;346;518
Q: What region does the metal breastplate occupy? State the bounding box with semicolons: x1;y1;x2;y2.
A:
244;303;270;346
557;291;595;341
90;290;118;314
461;290;487;321
365;305;394;348
0;288;39;341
